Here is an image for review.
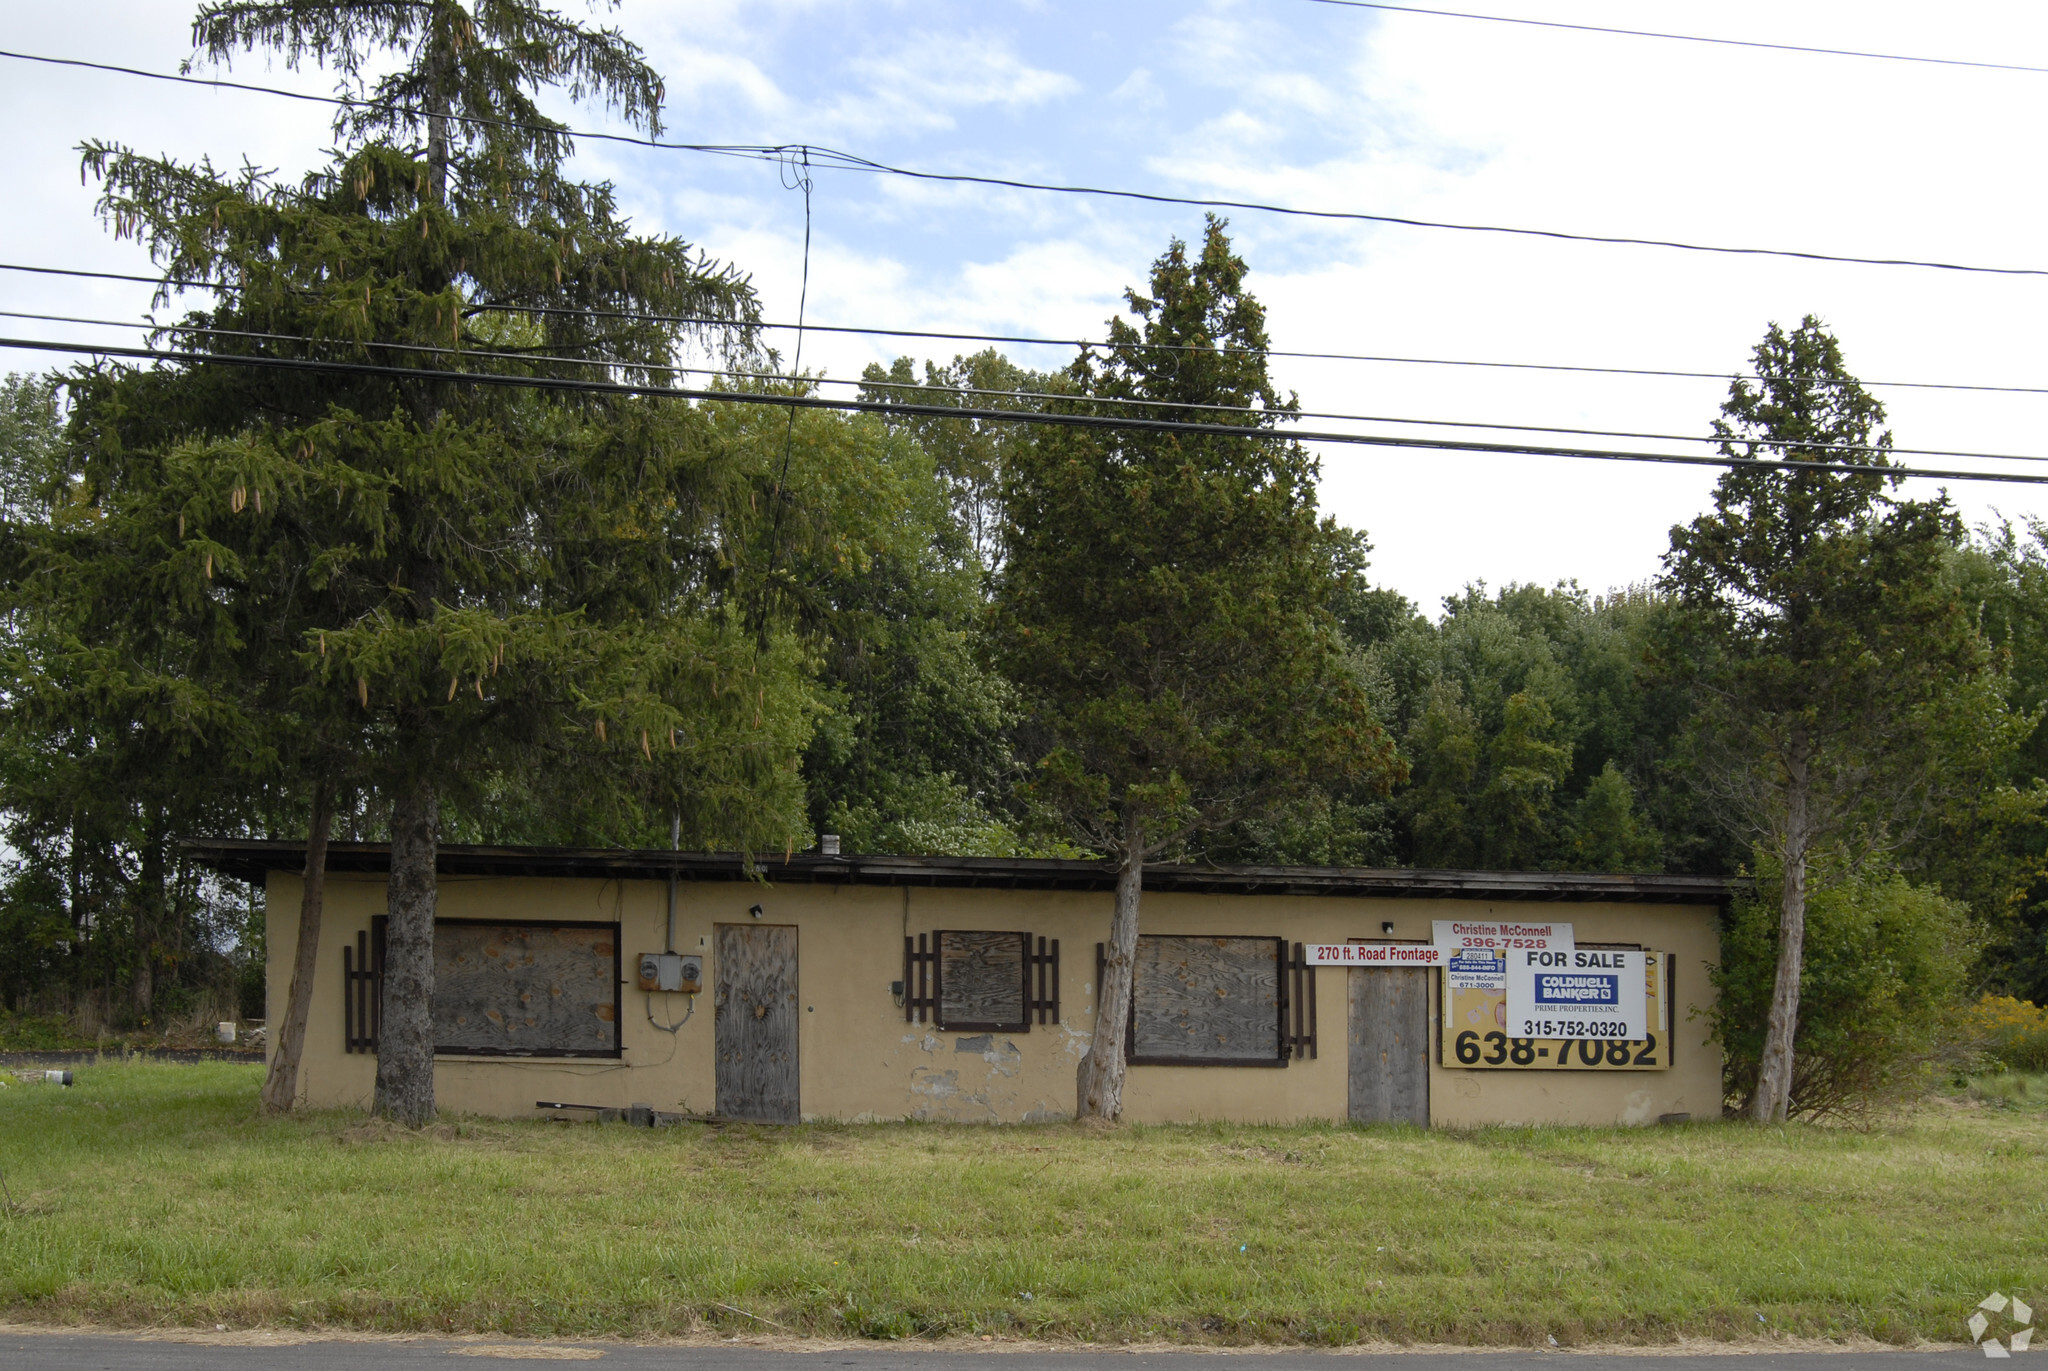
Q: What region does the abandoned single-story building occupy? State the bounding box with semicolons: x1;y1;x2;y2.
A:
191;842;1732;1127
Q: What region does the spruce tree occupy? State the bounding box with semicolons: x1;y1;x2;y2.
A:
67;0;810;1124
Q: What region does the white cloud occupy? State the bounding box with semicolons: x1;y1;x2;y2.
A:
1108;67;1165;111
660;45;790;118
17;0;2048;613
820;32;1080;136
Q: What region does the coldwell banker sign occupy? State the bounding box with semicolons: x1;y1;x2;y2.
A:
1505;949;1649;1040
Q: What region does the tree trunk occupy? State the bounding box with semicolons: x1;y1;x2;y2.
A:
261;785;332;1115
67;816;86;939
374;778;438;1127
425;23;451;205
1751;747;1812;1123
132;812;166;1019
1077;814;1144;1121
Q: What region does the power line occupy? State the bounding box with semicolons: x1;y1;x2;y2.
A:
1303;0;2048;75
10;307;2033;465
10;48;2048;278
11;259;2048;400
764;147;814;579
0;49;777;164
7;333;2046;488
792;145;2048;277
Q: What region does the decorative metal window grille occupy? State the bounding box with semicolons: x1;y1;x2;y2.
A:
903;931;1059;1031
342;922;383;1054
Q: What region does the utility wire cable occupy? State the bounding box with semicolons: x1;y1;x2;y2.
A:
8;334;2047;488
8;49;2048;278
1303;0;2048;76
788;144;2048;277
0;49;781;163
764;148;813;580
12;260;2048;399
12;307;2037;464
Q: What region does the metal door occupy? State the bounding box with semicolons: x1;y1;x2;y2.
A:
1349;967;1429;1125
714;923;799;1123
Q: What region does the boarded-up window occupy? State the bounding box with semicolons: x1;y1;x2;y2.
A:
432;920;621;1058
1128;935;1285;1066
939;930;1028;1031
904;932;1059;1031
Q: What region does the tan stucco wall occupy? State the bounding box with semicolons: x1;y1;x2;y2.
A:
266;871;1723;1126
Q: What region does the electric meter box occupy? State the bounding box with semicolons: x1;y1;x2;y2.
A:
636;952;702;994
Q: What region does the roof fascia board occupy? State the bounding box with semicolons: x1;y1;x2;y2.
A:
181;839;1736;904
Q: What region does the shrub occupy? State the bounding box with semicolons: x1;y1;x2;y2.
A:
1963;994;2048;1072
1711;860;1974;1118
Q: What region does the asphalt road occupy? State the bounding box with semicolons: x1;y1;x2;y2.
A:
0;1334;1990;1371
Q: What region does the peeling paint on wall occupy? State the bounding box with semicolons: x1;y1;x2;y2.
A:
953;1034;1023;1075
909;1066;1000;1121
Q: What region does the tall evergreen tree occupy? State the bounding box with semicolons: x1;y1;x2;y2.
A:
1661;316;1993;1122
993;219;1402;1121
2;369;277;1026
61;0;810;1124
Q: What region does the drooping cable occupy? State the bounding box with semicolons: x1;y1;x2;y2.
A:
763;148;813;584
9;49;2048;276
788;144;2048;278
8;333;2047;487
10;260;2046;398
10;306;2032;463
1303;0;2048;75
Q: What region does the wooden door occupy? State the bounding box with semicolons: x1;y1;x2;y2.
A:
714;923;799;1123
1349;967;1429;1126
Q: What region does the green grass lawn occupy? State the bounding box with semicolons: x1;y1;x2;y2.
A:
0;1061;2042;1346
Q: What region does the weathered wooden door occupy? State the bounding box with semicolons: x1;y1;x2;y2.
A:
1349;967;1429;1125
714;923;799;1123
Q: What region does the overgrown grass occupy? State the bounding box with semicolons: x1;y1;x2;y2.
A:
0;1062;2041;1346
0;1002;254;1054
1956;1069;2048;1110
0;1013;84;1052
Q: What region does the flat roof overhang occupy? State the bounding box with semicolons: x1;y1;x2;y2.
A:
183;839;1735;905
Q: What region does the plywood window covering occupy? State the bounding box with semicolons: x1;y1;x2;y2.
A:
1105;934;1313;1066
433;919;621;1057
342;917;621;1058
903;931;1059;1031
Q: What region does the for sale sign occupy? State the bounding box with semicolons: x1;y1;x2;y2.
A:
1445;948;1508;992
1505;949;1648;1040
1432;919;1574;953
1443;950;1669;1071
1305;943;1444;967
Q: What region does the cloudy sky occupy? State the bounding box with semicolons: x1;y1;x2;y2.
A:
6;1;2048;610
